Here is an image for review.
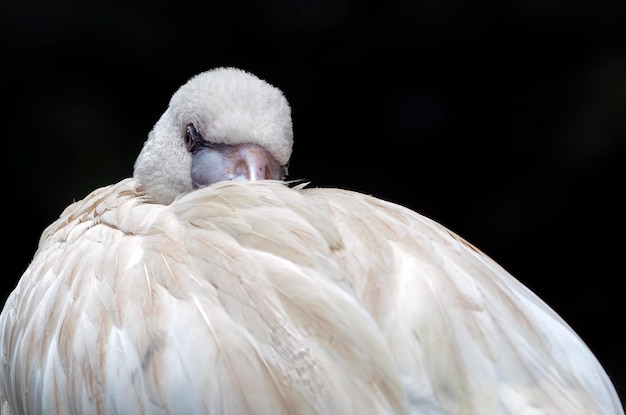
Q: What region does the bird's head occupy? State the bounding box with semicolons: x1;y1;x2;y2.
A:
133;67;293;204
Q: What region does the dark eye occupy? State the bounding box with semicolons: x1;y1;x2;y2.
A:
184;124;196;151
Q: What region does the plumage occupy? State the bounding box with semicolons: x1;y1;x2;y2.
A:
1;67;623;414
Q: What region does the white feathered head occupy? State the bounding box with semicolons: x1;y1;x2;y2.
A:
134;67;293;204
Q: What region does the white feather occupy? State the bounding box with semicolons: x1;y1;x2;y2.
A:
1;68;622;415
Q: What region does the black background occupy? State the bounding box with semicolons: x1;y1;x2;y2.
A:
4;0;625;404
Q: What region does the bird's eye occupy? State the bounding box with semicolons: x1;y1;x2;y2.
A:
184;124;195;151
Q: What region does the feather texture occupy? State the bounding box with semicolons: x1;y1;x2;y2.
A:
1;179;623;414
2;67;622;414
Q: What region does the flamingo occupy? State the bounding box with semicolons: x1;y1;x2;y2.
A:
1;67;622;414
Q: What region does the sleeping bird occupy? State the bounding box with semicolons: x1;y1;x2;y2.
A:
1;67;623;414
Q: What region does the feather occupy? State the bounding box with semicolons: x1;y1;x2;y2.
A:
2;179;623;414
2;67;622;415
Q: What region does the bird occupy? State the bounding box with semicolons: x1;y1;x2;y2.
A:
0;67;623;415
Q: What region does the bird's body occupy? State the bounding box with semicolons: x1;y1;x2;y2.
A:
1;68;623;414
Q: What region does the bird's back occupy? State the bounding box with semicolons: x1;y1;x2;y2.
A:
0;179;622;414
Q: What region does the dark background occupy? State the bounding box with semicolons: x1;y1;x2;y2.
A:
4;0;625;405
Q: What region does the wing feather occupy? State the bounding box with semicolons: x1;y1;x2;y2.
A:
301;185;622;414
1;179;410;414
1;179;621;414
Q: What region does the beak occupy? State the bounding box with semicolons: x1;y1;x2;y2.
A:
191;143;285;188
230;144;281;181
